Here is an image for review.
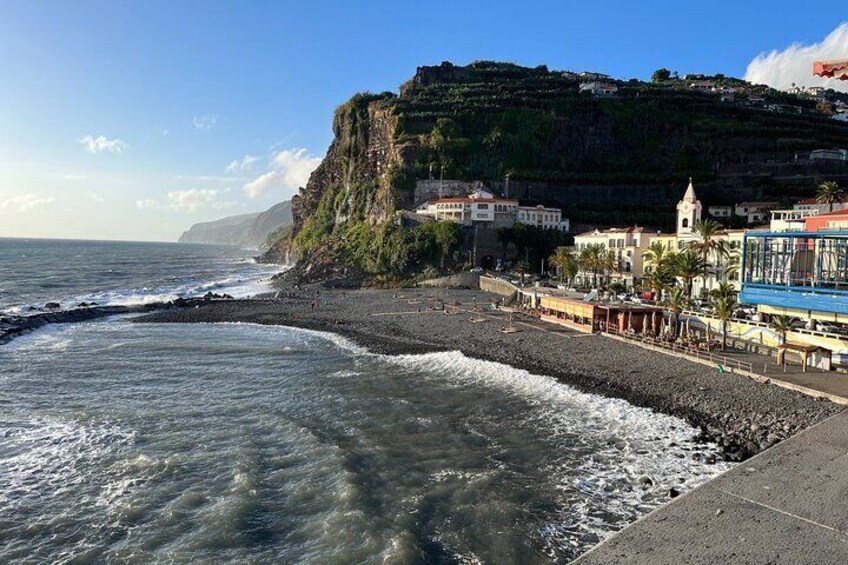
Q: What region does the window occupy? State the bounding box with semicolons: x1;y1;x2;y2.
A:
477;203;488;209
682;218;689;228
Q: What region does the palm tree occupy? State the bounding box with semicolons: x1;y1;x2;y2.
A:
602;249;619;286
643;241;669;270
709;281;737;301
672;249;706;299
816;180;844;213
643;267;674;299
578;244;604;288
664;286;689;337
549;247;578;285
689;219;729;294
769;315;794;346
713;294;737;350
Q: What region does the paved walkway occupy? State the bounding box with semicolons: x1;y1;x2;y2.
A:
574;409;848;564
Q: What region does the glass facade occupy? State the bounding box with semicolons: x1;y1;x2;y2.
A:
741;232;848;317
743;233;848;291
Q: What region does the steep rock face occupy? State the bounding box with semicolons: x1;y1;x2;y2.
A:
281;93;415;261
269;60;848;274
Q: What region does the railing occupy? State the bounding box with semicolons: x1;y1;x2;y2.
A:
682;309;848;341
606;326;754;373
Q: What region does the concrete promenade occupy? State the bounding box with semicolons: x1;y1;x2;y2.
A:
574;409;848;564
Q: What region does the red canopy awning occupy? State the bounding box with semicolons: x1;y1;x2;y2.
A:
814;60;848;80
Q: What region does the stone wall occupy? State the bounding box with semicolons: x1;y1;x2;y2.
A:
414;180;491;206
480;276;519;299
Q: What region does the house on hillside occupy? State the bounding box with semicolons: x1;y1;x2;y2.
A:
735;202;777;224
579;81;618;98
708;205;733;219
810;148;848;162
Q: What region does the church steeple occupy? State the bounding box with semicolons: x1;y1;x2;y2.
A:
682;177;697;202
676;177;702;237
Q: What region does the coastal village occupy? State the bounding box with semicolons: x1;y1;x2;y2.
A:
8;9;848;561
406;152;848;386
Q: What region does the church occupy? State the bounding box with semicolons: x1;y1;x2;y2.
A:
574;178;743;295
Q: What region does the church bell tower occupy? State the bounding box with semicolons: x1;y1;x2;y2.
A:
676;177;702;238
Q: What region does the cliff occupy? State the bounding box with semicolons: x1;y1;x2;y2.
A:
262;60;848;278
178;200;292;248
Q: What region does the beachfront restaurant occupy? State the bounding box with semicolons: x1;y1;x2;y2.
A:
539;295;662;334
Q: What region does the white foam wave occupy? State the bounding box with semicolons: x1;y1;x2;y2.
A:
380;349;733;550
4;263;286;317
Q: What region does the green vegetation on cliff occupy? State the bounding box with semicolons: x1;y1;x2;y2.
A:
265;60;848;282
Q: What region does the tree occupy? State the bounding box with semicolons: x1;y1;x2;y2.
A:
430;221;462;270
709;281;737;302
578;244;605;288
513;259;530;285
643;267;675;298
672;249;706;299
602;249;619;286
643;241;670;270
549;246;578;285
816;181;844;213
712;294;737;350
689;220;729;294
664;286;689;337
652;68;672;82
769;315;794;346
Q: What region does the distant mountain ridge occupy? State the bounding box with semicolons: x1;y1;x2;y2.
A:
178;200;292;248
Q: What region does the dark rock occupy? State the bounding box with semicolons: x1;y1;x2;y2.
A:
669;488;681;498
44;302;61;310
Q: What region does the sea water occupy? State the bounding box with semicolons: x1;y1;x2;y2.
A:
0;317;732;563
0;238;281;315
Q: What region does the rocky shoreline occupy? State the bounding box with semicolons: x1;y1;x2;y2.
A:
134;287;843;463
0;293;235;345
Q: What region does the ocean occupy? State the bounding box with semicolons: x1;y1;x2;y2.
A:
0;238;281;316
0;238;730;563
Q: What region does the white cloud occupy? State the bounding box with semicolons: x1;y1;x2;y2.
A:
225;154;259;173
136;198;159;210
167;188;222;212
0;193;55;212
79;134;128;154
745;23;848;91
192;114;218;131
242;148;320;199
243;171;282;200
87;191;104;203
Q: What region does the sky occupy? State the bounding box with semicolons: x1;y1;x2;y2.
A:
1;1;846;241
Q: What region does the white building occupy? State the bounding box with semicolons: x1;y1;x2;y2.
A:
579;81;618;97
574;227;652;289
734;202;777;224
416;189;568;230
794;197;848;215
810;148;848;161
708;205;732;219
676;178;703;240
769;208;820;232
415;189;518;227
517;204;564;230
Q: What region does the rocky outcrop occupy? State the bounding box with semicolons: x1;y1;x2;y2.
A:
266;60;848;277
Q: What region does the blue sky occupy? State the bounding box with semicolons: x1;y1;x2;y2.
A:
1;1;846;241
